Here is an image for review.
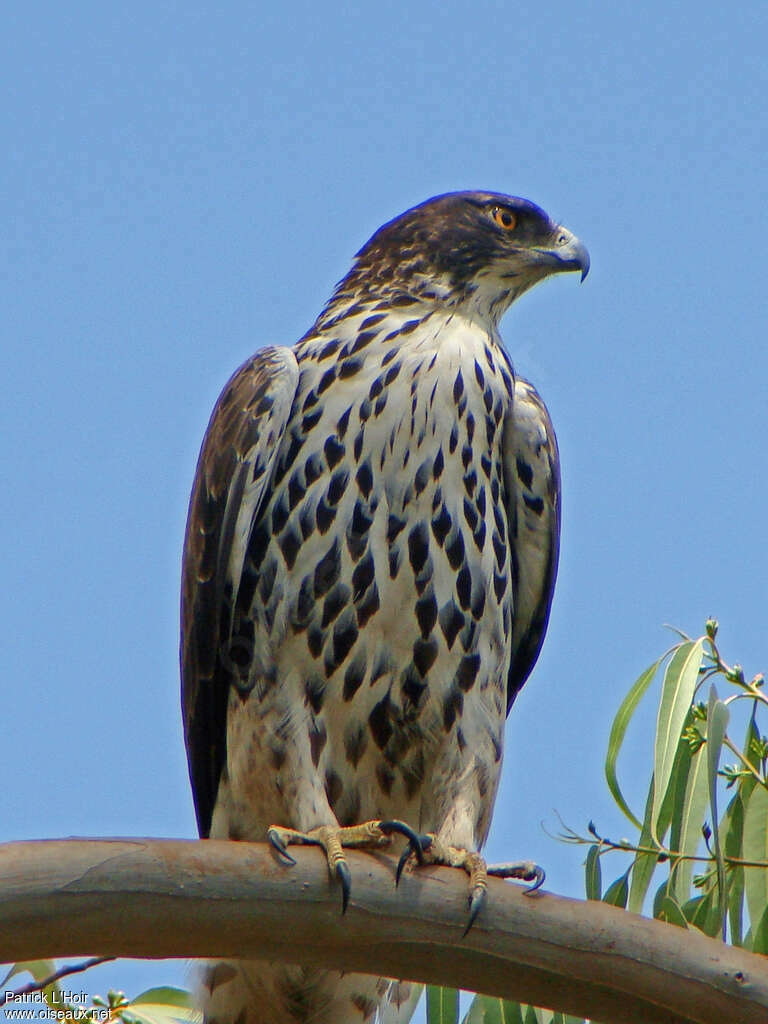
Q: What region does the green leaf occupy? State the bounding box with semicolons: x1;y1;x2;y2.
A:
120;988;197;1024
750;904;768;955
605;655;665;829
1;961;58;988
427;986;459;1024
689;887;722;938
603;870;630;908
722;790;746;945
628;777;660;914
705;686;730;936
656;894;689;929
671;721;710;903
462;995;524;1024
584;845;601;900
652;639;705;842
742;783;768;935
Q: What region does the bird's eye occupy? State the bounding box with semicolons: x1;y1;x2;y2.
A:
492;207;517;231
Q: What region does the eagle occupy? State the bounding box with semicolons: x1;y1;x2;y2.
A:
181;191;589;1024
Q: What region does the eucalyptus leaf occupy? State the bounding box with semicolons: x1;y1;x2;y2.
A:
427;986;459;1024
605;656;664;829
742;784;768;934
652;639;704;843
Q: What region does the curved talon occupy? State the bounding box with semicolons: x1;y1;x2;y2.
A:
379;820;428;866
268;827;296;865
524;867;546;893
465;886;486;936
487;861;545;893
336;859;352;913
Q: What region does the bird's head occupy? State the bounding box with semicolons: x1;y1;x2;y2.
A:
339;191;589;327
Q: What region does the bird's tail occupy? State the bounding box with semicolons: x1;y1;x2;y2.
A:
197;959;414;1024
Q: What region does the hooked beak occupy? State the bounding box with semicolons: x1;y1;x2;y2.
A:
532;227;590;281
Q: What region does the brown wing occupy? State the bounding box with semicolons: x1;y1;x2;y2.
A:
502;375;561;712
180;346;299;836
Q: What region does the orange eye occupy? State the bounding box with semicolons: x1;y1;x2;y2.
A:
492;207;517;231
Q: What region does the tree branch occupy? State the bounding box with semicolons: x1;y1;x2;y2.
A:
1;838;766;1024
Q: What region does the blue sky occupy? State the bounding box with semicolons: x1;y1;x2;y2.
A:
2;1;766;1018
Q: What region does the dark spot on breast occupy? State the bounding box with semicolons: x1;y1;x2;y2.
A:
492;530;506;568
455;653;481;691
413;637;438;675
317;339;340;361
307;627;324;658
493;569;508;602
414;458;431;496
294;575;314;629
449;424;459;453
343;650;367;701
387;514;407;542
358;585;382;622
456;564;472;609
279;528;301;569
462;444;472;470
466;413;475;444
321;582;351;628
483;387;493;414
339;356;363;379
464;470;477;497
524;494;545;515
389;548;400;579
453;371;464;403
471;587;486;620
325;769;343;807
344;720;368;765
446;531;465;570
304;453;324;485
318;366;336;394
415;591;438;637
356;460;373;498
481;453;492;477
333;405;351;437
314;538;341;597
330;609;358;669
324;436;345;469
310;719;327;765
302;408;322;432
353;429;364;461
374;392;388;416
376;762;395;795
401;664;427;706
271;493;289;534
369;695;393;749
288;471;306;510
384;360;401;383
346;500;373;560
433;447;444;479
350;330;378;355
316;496;336;533
463;497;478;531
431;503;452;545
439;600;465;649
408;522;429;574
327;468;349;506
352;551;375;600
474;359;485;388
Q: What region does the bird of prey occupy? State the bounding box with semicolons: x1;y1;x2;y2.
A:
181;191;588;1024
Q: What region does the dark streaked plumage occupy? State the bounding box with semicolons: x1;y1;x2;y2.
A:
181;191;588;1024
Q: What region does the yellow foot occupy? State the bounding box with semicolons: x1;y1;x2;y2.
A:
396;836;544;932
267;819;425;912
